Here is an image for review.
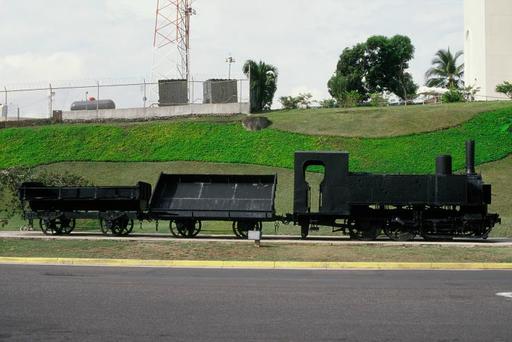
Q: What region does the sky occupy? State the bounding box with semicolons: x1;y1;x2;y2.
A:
0;0;464;106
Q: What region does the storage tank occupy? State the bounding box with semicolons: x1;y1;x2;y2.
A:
71;99;116;111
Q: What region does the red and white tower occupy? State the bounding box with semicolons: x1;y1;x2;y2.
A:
153;0;196;81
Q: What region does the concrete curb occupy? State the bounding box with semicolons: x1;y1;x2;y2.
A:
1;257;512;270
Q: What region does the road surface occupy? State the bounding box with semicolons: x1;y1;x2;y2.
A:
0;265;511;341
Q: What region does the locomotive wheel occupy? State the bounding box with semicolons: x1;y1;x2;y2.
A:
232;221;262;239
384;223;416;242
349;221;379;241
170;220;202;238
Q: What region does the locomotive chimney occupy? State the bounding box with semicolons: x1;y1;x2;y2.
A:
436;155;452;176
466;140;476;175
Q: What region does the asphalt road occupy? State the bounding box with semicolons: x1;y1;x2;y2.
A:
1;266;511;342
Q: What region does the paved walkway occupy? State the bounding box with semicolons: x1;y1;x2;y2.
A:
1;230;511;247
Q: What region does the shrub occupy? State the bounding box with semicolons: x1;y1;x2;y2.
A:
442;87;464;103
370;93;387;107
496;81;512;99
279;93;314;110
319;99;338;108
279;96;301;110
340;90;361;108
297;93;313;109
0;168;92;227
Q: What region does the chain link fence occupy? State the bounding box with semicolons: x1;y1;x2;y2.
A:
1;78;250;121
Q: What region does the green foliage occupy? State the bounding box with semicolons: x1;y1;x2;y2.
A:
463;85;481;102
0;168;91;226
0;108;510;176
319;99;337;109
243;60;278;113
425;48;464;89
327;73;348;103
442;87;465;103
496;81;512;99
339;91;360;108
370;93;387;107
279;93;313;110
331;35;417;100
279;96;301;110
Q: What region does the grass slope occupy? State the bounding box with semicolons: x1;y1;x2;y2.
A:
267;102;512;137
0;107;511;174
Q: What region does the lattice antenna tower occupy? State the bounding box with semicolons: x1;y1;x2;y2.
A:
153;0;196;82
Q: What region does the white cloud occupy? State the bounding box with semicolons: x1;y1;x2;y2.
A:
0;53;85;87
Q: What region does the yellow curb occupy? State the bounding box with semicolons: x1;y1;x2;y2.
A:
1;257;512;270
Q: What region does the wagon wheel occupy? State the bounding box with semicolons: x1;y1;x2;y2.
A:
349;220;379;241
171;220;202;238
111;218;129;237
384;222;416;242
232;221;261;240
59;218;76;235
122;219;134;236
39;219;57;235
99;219;111;235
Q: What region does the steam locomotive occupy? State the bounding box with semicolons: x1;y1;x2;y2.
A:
19;140;500;241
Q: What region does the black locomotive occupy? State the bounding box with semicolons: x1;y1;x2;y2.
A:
19;140;500;241
293;140;499;241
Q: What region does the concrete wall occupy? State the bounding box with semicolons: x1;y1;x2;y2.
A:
62;102;250;122
465;0;512;100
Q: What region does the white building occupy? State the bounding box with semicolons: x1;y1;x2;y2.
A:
464;0;512;100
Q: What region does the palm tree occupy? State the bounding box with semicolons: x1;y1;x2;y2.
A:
243;60;278;113
425;48;464;88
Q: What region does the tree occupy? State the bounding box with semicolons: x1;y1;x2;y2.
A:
496;81;512;99
425;48;464;89
279;93;313;110
243;60;278;113
329;35;417;101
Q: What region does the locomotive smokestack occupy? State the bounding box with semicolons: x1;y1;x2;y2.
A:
466;140;476;175
436;155;452;176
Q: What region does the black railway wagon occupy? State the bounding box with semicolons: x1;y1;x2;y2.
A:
19;182;152;236
149;174;277;238
293;141;500;241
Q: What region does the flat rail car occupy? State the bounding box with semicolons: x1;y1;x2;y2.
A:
19;182;152;235
18;140;501;241
149;174;277;238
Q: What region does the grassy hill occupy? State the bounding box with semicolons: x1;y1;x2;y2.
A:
267;102;512;137
0;105;511;174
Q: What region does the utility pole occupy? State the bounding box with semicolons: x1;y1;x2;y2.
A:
226;55;236;80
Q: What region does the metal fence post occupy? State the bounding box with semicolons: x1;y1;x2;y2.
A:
96;81;100;119
3;86;8;120
48;83;53;119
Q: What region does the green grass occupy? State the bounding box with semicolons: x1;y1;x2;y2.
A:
1;239;512;263
0;106;511;174
267;102;512;137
